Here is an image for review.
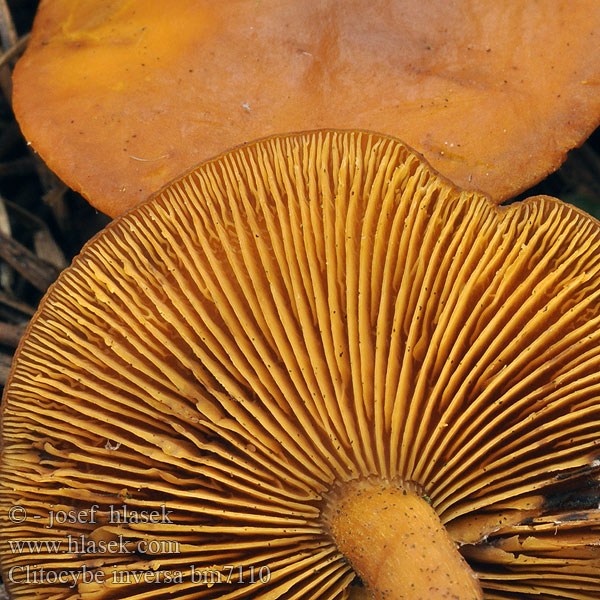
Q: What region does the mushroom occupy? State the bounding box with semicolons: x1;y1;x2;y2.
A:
12;0;600;216
1;130;600;599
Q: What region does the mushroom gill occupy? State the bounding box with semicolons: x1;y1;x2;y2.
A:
1;131;600;599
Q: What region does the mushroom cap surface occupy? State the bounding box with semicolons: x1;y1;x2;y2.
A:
1;130;600;599
12;0;600;216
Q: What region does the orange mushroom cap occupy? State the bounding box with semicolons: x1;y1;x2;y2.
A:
1;130;600;599
12;0;600;217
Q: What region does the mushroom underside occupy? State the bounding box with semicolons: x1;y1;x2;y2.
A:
1;131;600;599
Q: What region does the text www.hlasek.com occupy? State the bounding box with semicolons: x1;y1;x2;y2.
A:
9;535;180;556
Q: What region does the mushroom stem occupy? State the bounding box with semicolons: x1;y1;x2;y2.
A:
327;481;483;600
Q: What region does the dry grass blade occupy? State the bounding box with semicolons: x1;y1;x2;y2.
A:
0;0;17;51
0;321;26;347
0;290;35;316
0;34;27;70
0;229;59;291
